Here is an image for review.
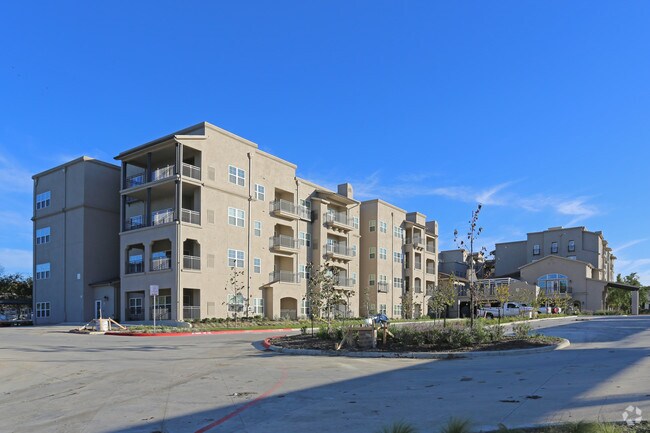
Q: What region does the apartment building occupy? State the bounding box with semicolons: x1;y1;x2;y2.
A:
494;226;617;312
359;200;438;319
115;122;361;322
32;157;121;324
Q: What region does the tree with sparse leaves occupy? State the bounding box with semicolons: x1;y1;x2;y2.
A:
306;263;355;332
429;278;456;327
454;203;487;328
223;267;246;325
0;267;33;300
495;283;510;324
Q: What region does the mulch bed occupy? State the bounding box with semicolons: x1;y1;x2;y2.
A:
269;334;560;353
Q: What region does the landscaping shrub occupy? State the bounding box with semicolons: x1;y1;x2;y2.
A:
512;322;532;339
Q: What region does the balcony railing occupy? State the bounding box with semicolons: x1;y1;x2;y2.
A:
127;261;144;274
269;270;301;284
377;282;389;293
125;218;146;231
269;235;298;250
151;306;171;321
335;277;355;287
125;173;146;188
181;208;200;225
406;237;423;247
151;257;171;271
182;163;201;180
152;208;174;225
183;255;201;270
324;244;356;257
426;265;435;274
324;212;354;229
183;306;201;320
151;165;175;182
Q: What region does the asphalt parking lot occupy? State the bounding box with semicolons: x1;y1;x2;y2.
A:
0;316;649;433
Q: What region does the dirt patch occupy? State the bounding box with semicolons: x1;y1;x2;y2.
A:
269;334;560;353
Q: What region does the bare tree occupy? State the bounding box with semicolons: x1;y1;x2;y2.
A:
223;267;245;326
306;263;355;333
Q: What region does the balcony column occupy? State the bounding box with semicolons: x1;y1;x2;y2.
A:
146;152;152;182
175;143;182;222
146;188;151;226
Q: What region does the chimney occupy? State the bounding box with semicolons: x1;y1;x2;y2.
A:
337;183;353;199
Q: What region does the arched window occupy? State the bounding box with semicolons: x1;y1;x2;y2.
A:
537;273;569;294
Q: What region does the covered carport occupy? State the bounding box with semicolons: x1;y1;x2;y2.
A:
604;281;641;315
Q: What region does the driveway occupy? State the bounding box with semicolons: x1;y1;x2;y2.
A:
0;316;648;433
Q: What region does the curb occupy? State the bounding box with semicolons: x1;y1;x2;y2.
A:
265;338;570;359
104;328;296;337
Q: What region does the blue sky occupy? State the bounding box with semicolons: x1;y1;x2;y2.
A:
0;1;648;283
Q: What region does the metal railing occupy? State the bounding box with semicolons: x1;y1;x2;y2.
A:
151;165;175;181
183;306;201;320
269;235;298;249
125;173;146;188
152;208;174;225
406;237;423;247
270;199;297;215
377;282;389;293
182;163;201;180
324;212;354;228
151;306;171;320
125;218;146;231
323;244;356;257
269;270;300;284
335;277;355;287
127;261;144;274
181;208;200;225
183;255;201;270
151;257;171;271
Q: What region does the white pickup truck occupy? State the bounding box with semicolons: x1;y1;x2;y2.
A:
478;302;533;319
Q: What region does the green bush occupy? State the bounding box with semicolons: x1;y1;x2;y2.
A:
512;322;532;339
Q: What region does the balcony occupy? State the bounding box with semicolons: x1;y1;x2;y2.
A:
269;235;299;254
270;199;301;220
183;255;201;270
182;163;201;180
151;306;172;320
377;281;389;293
426;244;435;254
151;257;171;271
125;173;146;189
426;264;435;275
152;208;174;226
323;244;356;261
181;208;200;225
127;261;144;274
125;218;146;231
151;165;175;182
269;270;301;284
183;306;201;320
335;277;355;287
323;212;354;232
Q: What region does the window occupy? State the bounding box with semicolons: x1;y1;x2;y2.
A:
533;244;541;255
369;247;376;259
393;252;402;263
551;242;558;254
369;274;376;286
228;165;245;186
537;273;569;294
379;221;387;233
300;199;312;217
351;272;357;284
299;264;311;280
254;184;265;200
369;220;376;232
254;257;261;274
378;275;387;285
301;299;311;316
129;215;144;229
393;225;404;239
254;220;262;237
36;302;50;318
36;191;51;210
253;298;264;315
36;227;51;244
568;240;576;252
393;277;403;289
128;297;143;316
379;304;387;315
393;304;402;317
299;232;311;247
227;294;245;312
227;249;245;268
379;247;387;260
352;245;357;257
36;263;50;280
353;216;359;229
228;207;245;227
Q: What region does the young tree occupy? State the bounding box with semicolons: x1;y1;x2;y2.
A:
429;278;456;327
495;283;510;324
454;203;487;328
223;267;245;326
306;263;355;333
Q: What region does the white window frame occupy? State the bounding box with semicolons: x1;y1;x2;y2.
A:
228;207;245;227
301;299;311;316
393;225;404;239
228;165;246;186
36;263;50;280
254;184;265;201
393;304;402;317
379;247;387;260
36;227;51;244
379;221;387;233
299;264;311;280
393;277;403;289
253;257;261;274
369;220;376;232
299;232;311;247
369;273;376;286
300;199;312;213
253;298;264;315
379;274;387;284
227;249;245;268
369;247;376;259
393;252;403;263
36;301;51;318
379;304;387;315
254;220;262;237
353;216;359;229
36;191;51;210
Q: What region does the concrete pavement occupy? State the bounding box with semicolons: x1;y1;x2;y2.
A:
0;316;648;433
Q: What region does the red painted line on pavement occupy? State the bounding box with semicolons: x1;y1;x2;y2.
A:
104;328;295;337
194;368;288;433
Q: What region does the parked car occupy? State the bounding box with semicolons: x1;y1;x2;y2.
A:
478;302;533;319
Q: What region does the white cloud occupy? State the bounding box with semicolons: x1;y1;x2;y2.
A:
615;257;650;285
0;154;32;193
0;248;32;275
613;238;648;253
